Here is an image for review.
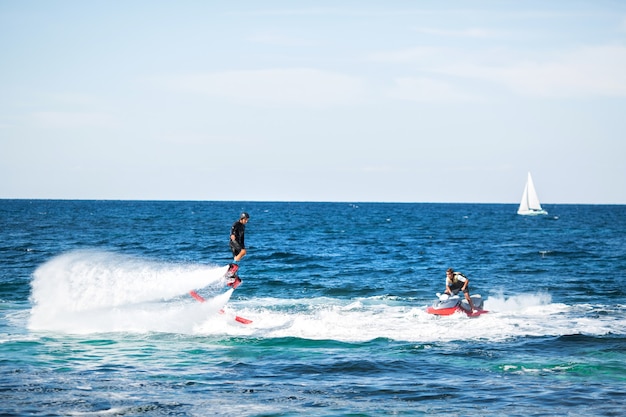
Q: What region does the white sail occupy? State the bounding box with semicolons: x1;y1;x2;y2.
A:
517;172;547;215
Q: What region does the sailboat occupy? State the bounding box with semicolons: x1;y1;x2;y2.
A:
517;172;548;215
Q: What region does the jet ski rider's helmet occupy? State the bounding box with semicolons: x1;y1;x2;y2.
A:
240;212;250;220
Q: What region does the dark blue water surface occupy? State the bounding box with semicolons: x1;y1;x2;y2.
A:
1;200;625;416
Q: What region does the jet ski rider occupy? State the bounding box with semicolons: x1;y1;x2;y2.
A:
444;268;476;311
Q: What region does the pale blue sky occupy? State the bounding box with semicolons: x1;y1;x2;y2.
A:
2;1;625;203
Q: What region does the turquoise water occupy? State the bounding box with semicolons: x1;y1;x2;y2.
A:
1;200;625;416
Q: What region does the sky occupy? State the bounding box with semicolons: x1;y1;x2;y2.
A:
1;1;626;204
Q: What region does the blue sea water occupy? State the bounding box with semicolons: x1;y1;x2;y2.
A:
1;200;625;416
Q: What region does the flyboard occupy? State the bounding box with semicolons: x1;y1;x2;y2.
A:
189;263;252;325
426;293;488;317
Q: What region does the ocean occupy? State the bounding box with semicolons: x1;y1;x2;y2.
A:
1;200;625;416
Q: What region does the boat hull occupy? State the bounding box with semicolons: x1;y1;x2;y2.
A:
517;209;548;216
426;305;459;316
426;294;486;317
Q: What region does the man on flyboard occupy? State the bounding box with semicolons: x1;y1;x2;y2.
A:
230;212;249;263
225;212;249;288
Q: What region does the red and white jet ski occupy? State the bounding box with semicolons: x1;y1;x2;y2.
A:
426;293;487;317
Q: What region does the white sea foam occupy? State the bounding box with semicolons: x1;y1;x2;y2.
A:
27;251;626;340
28;250;229;333
219;293;626;343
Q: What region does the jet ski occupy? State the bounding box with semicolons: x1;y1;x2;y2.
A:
426;293;487;317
